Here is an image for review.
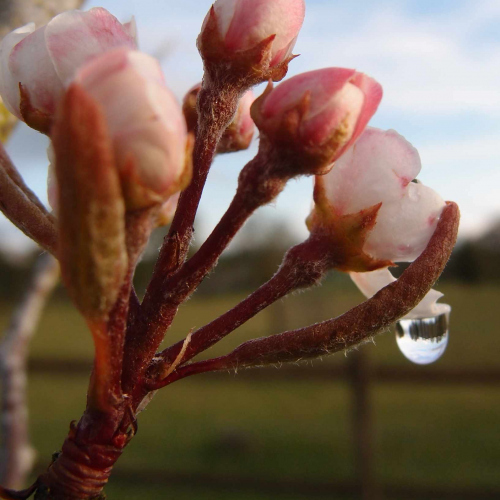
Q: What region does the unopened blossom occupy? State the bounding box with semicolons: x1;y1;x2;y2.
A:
198;0;305;83
307;127;446;271
350;268;450;320
0;7;136;133
59;48;189;210
252;68;382;175
219;89;255;153
183;83;254;152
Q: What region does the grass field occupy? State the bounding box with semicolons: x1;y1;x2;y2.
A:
1;281;499;499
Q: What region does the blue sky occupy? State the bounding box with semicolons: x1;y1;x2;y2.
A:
2;0;500;253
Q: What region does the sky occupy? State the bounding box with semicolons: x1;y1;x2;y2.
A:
2;0;500;254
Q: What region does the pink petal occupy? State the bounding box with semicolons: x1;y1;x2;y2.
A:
215;0;305;65
321;127;422;215
364;181;446;262
8;25;64;115
45;7;136;85
335;72;383;158
261;67;357;132
76;49;186;203
0;23;35;117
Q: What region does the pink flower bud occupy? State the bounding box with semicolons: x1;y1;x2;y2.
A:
252;68;382;175
218;89;255;153
69;48;189;210
209;0;305;66
308;127;446;270
198;0;305;84
183;83;254;153
350;268;450;321
0;8;136;133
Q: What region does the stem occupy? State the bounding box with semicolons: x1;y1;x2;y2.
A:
149;237;330;389
88;210;154;411
159;202;459;384
0;255;59;489
123;149;292;400
121;83;241;395
0;148;57;255
0;144;49;215
146;84;240;288
36;407;131;500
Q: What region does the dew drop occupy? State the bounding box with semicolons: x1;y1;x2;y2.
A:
395;312;449;365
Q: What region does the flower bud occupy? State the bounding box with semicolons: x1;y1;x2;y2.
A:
183;83;255;153
198;0;305;85
307;127;446;271
252;68;382;176
58;48;190;211
0;7;136;133
218;89;255;153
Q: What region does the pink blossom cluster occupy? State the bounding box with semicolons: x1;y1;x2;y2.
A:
0;1;458;497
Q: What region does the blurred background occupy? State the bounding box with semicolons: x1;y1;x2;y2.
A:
0;0;499;499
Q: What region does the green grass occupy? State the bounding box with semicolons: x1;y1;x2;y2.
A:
1;282;499;499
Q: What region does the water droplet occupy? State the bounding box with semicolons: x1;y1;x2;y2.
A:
395;312;449;365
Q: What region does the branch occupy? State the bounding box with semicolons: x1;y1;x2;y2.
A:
0;255;59;489
0;146;57;255
149;237;333;387
123;144;290;395
157;202;459;386
145;85;240;289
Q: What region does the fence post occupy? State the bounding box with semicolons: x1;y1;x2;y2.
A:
349;348;380;500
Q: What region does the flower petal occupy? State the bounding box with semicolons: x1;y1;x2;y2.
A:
350;268;450;319
45;7;136;85
321;127;422;215
364;181;446;262
215;0;305;65
0;23;38;116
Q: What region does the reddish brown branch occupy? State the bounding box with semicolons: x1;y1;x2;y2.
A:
0;144;49;216
158;202;459;385
121;85;244;394
123;143;295;399
0;255;59;490
0;147;57;255
144;85;240;289
148;236;334;388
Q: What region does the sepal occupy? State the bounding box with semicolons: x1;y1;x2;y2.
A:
307;176;393;272
52;83;128;322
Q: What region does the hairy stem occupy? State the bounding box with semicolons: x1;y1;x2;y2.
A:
121;83;241;394
149;237;332;389
0;147;57;255
159;202;459;384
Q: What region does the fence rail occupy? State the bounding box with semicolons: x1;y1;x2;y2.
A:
28;357;500;385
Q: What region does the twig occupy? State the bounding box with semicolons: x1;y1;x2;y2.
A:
122;84;241;394
156;202;459;386
0;146;57;255
149;236;332;385
0;254;59;489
